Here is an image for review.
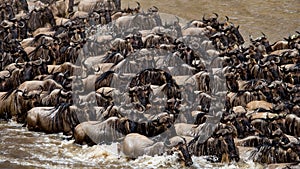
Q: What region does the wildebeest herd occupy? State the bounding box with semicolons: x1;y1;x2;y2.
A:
0;0;299;167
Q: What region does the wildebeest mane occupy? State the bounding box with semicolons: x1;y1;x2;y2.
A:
29;34;50;46
47;103;80;133
121;118;169;137
95;70;115;85
1;88;15;100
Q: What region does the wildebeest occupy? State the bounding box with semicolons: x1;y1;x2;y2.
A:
128;84;152;111
17;79;63;94
0;59;48;91
26;103;100;134
188;122;240;162
0;88;42;123
250;131;300;164
119;133;193;167
114;9;161;31
285;114;300;137
26;6;56;32
73;112;173;145
185;71;211;93
129;68;177;87
225;90;267;110
41;88;73;106
101;52;124;64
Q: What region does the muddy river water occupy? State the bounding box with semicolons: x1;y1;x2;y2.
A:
1;121;264;169
123;0;300;44
1;0;300;168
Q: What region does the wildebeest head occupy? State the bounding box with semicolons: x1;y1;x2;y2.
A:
250;32;271;53
129;84;152;111
4;4;14;20
96;89;114;108
31;58;49;75
16;88;43;123
29;44;55;64
166;137;193;167
152;112;173;130
26;6;56;32
224;72;239;92
202;13;219;28
15;0;29;13
228;25;244;45
21;62;34;81
161;82;181;100
195;92;213;113
59;89;73;104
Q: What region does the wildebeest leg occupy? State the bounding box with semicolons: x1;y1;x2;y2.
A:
224;134;239;161
74;126;95;146
114;0;121;10
105;10;112;24
68;0;74;13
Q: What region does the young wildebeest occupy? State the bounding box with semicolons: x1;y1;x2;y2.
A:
119;133;193;167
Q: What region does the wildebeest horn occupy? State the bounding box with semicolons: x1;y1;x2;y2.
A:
44;52;51;62
286;86;296;93
284;37;291;42
261;32;266;38
148;6;158;13
57;38;62;44
260;61;270;67
225;16;229;21
15;57;23;68
1;21;11;28
4;69;12;78
129;86;137;92
274;57;280;64
22;89;29;98
95;66;101;72
33;57;43;66
164;141;172;148
216;128;230;136
202;14;209;22
17;21;25;28
249;35;255;43
71;35;81;43
60;89;72;98
175;16;180;23
38;85;44;95
136;1;141;9
213;13;219;19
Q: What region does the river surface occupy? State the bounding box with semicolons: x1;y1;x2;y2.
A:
0;121;265;169
1;0;300;168
123;0;300;44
